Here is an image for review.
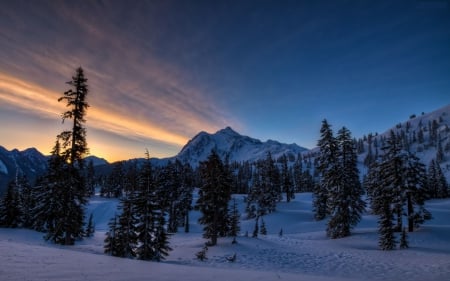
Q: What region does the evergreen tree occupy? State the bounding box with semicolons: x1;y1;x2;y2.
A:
315;119;338;221
102;161;125;198
228;198;241;240
134;151;170;260
376;131;431;232
280;154;294;202
32;141;67;241
0;180;23;227
16;173;33;228
197;150;232;246
293;154;304;192
326;127;365;239
378;199;396;251
115;194;138;258
104;215;119;256
51;67;90;245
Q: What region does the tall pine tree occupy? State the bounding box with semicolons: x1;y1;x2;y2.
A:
197;150;232;246
47;67;90;245
315;119;338;221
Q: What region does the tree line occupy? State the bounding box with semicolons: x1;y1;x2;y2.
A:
1;67;449;260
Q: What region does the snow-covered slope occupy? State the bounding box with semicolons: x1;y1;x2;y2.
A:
356;104;450;179
1;193;450;281
175;126;307;166
0;146;48;195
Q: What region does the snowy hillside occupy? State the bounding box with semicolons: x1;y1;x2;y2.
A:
1;193;450;281
0;146;48;195
356;104;450;180
176;126;307;166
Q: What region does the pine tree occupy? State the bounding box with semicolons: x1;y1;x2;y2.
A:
315;119;338;221
104;215;119;256
197;150;232;246
50;67;90;245
134;151;156;259
152;214;172;261
280;154;294;202
32;141;67;241
17;173;33;228
376;131;431;233
378;199;396;251
326;127;365;239
293;154;304;192
115;195;138;258
0;180;23;227
228;198;241;241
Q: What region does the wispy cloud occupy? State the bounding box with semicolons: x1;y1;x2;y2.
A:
0;1;238;160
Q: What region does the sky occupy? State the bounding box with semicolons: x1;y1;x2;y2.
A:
0;0;449;162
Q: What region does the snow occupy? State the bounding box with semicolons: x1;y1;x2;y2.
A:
1;193;450;281
0;159;7;174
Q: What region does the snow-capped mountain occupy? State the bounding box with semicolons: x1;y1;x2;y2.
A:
175;126;308;166
0;147;109;195
0;146;48;195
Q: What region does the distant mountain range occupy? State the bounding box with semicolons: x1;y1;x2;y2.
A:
0;147;108;195
1;104;450;194
175;126;307;167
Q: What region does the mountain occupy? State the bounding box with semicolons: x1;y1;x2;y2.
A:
2;104;450;194
0;146;48;195
0;147;109;195
175;126;308;166
356;104;450;179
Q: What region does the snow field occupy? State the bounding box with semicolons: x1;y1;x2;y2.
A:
1;193;450;281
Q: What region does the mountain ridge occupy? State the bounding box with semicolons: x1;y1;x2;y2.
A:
1;104;450;194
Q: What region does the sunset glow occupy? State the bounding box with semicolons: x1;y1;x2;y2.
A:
0;1;448;162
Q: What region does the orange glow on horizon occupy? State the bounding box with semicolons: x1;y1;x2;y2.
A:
0;72;190;161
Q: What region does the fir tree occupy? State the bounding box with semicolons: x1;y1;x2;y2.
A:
228;198;241;240
315;119;338;221
32;140;67;241
376;131;431;232
378;199;396;251
104;215;119;256
0;180;23;227
280;154;294;202
326;127;365;239
197;150;232;246
51;67;90;245
134;151;171;260
115;194;138;258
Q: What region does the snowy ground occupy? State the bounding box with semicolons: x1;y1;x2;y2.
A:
1;193;450;281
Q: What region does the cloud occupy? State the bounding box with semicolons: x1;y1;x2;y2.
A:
0;1;241;161
0;72;188;146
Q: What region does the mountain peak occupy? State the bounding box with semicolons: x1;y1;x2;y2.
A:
216;126;240;136
176;127;307;166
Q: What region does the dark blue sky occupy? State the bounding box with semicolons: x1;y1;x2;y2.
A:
0;0;449;161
